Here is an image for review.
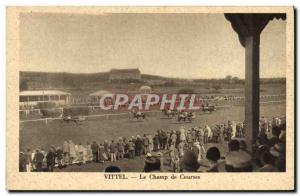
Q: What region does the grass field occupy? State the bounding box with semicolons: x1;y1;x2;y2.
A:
20;103;286;152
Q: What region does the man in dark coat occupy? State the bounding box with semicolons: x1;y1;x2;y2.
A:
91;141;99;162
46;148;56;172
56;147;64;168
33;149;44;172
135;136;143;156
161;131;168;150
19;152;26;172
153;134;160;152
158;130;164;150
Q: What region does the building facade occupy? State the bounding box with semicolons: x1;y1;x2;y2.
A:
19;90;71;109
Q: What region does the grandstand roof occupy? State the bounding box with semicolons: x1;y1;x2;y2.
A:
89;90;112;97
19;90;70;96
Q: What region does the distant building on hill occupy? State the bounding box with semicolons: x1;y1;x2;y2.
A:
109;68;141;81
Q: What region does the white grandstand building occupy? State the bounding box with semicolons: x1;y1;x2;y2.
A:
19;90;71;109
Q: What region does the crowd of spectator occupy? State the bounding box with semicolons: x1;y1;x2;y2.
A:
19;116;285;173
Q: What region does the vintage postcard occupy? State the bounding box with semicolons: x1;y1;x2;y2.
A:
6;6;294;191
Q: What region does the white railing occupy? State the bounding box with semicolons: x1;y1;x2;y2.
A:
19;94;286;123
19;110;162;123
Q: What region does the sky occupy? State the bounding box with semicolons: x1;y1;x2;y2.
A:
19;13;286;79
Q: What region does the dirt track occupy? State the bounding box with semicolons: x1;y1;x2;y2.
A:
20;103;285;151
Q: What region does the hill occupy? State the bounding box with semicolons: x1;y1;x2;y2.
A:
19;71;286;95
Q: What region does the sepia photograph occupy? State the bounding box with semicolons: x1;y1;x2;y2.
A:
6;6;295;191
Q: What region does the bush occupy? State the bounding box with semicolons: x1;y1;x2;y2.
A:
40;108;62;118
63;106;89;116
212;84;222;91
37;102;56;109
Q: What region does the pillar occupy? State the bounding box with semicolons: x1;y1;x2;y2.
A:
244;33;260;149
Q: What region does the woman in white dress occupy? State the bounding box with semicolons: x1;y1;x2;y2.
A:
68;140;76;164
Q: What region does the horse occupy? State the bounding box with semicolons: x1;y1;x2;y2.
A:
177;111;195;122
202;104;216;112
62;115;85;125
131;111;146;120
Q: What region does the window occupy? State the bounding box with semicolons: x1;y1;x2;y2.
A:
50;95;59;101
20;96;28;102
29;96;38;101
60;95;66;100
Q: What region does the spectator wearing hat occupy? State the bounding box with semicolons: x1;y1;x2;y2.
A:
153;134;160;151
25;149;32;172
161;131;168;150
98;143;107;163
91;141;99;163
205;147;225;172
225;140;252;172
193;142;206;162
191;128;197;143
258;152;278;172
128;140;135;159
33;149;44;172
179;150;200;172
117;138;125;160
56;147;64;168
123;138;129;156
85;142;93;162
178;141;185;158
239;140;251;154
254;145;270;168
260;116;268;136
272;119;282;138
269;142;286;171
77;143;85;163
143;134;150;155
169;145;178;168
186;131;193;149
143;152;164;172
62;141;69;165
158;130;164;149
179;128;186;142
148;134;154;153
135;135;143;156
103;140;109;159
69;140;76;164
40;148;48;170
269;143;284;158
46;147;56;172
109;140;118;162
197;128;203;144
170;131;177;146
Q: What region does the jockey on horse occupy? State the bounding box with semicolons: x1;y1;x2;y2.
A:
131;109;146;120
162;106;176;118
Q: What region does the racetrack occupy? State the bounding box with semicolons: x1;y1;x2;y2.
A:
19;103;286;152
